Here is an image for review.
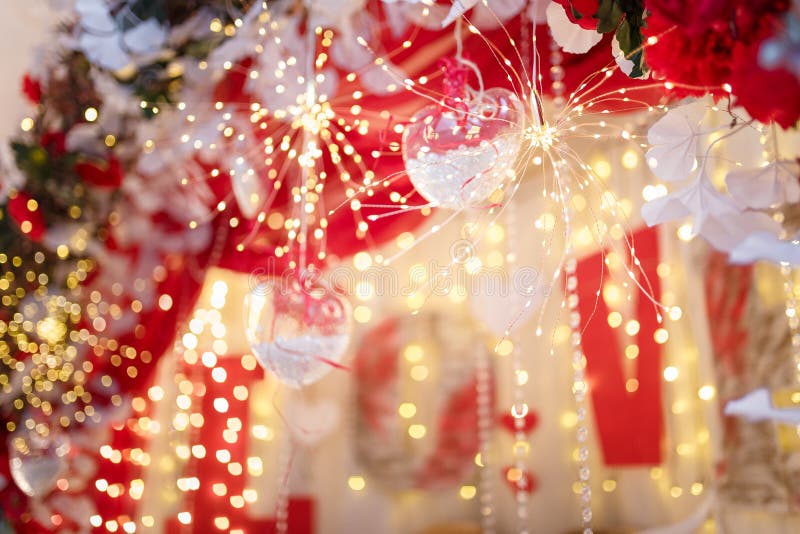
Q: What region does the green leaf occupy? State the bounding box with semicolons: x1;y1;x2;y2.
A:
596;0;624;33
615;19;648;78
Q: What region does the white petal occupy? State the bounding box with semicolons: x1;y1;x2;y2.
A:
640;176;778;254
382;3;412;37
726;160;800;209
725;388;800;425
699;209;779;254
122;19;167;55
640;185;695;227
546;2;602;54
76;0;115;32
729;231;800;265
442;0;479;27
612;34;634;76
645;101;707;182
65;123;101;153
79;33;130;71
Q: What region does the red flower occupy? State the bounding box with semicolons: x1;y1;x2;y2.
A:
75;156;123;189
21;74;41;104
730;46;800;128
645;0;734;37
554;0;600;30
644;13;735;98
644;0;799;127
40;131;66;156
7;191;46;242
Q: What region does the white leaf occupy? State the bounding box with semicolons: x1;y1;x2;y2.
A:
612;34;634;76
724;388;800;425
640;184;695;227
729;231;800;265
76;0;115;32
122;19;167;55
546;2;602;54
442;0;479;28
641;178;779;253
726;160;800;209
65;123;101;153
645;101;707;182
700;209;780;254
79;33;130;71
382;2;412;37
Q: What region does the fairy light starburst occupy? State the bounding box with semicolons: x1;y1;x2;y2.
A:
160;1;405;267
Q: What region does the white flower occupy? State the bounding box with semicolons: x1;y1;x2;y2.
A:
645;101;708;182
726;160;800;209
546;1;602;54
74;0;167;71
641;175;779;253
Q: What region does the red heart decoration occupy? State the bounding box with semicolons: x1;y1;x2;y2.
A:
498;410;539;435
502;466;537;495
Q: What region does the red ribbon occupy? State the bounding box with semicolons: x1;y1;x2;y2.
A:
576;226;664;466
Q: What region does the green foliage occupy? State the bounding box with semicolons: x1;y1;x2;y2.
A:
595;0;649;78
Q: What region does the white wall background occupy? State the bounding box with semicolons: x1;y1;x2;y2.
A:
0;4;55;144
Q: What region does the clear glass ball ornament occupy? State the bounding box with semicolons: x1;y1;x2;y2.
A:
402;87;523;210
245;275;351;388
8;427;70;497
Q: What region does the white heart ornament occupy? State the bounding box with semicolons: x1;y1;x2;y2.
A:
402;87;523;210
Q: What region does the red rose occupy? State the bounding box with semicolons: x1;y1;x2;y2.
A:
75;156;123;189
554;0;601;29
645;0;733;37
21;74;41;104
7;191;46;242
645;1;798;127
644;12;735;98
730;45;800;128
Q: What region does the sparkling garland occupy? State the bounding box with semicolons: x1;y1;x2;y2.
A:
475;340;495;533
564;249;593;533
505;199;531;533
548;20;593;533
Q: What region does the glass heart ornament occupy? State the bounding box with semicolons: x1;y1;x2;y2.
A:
8;427;70;498
402;60;523;210
244;274;351;389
